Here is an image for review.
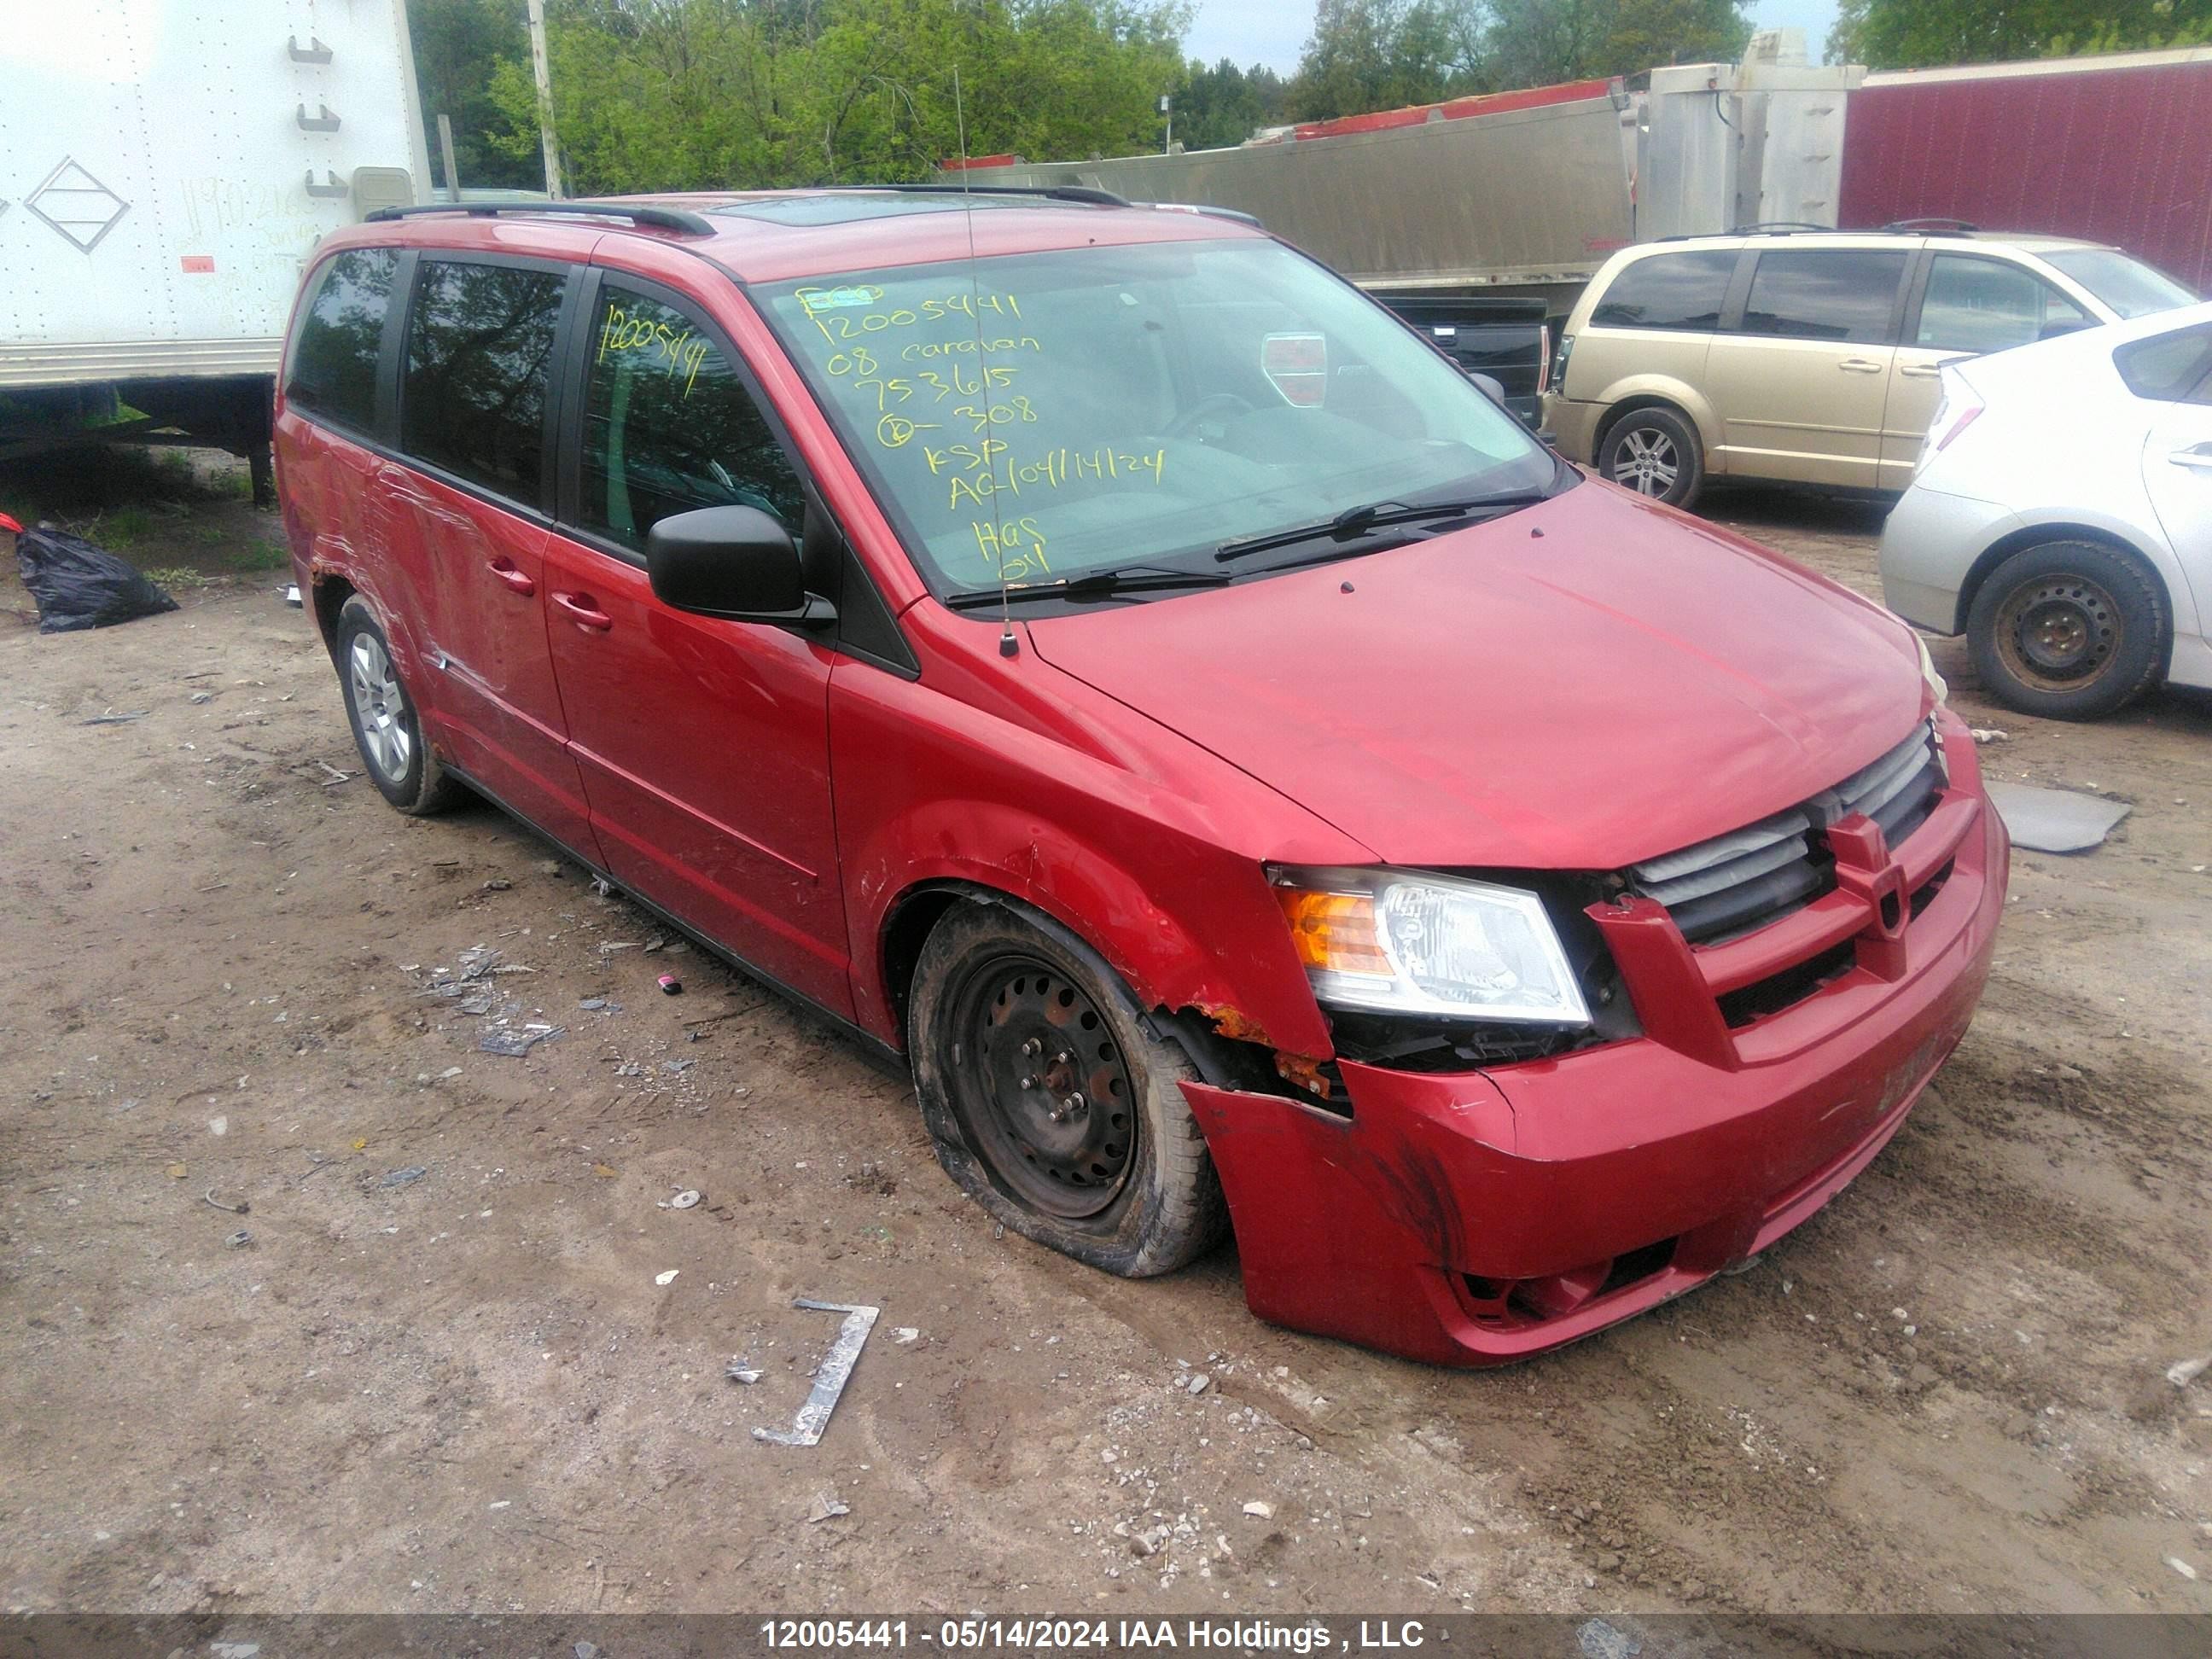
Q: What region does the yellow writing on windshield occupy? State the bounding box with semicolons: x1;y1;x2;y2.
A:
597;303;710;396
937;444;1167;510
973;515;1051;582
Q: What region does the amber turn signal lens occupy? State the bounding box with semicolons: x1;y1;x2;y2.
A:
1276;887;1392;978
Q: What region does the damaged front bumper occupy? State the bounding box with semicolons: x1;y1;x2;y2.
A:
1183;719;2009;1366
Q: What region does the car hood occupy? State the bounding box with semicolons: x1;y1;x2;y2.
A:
1025;480;1929;870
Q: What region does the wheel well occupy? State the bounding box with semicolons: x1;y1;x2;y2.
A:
1956;524;2172;646
311;574;355;659
876;880;1265;1088
1593;396;1695;461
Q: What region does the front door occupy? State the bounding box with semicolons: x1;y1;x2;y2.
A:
1703;247;1910;489
1883;253;2094;486
387;255;596;853
540;274;851;1014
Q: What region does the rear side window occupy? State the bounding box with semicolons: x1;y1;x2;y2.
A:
1739;251;1908;345
579;284;806;552
1590;251;1736;331
287;248;398;432
400;259;567;499
1917;255;2089;354
2114;324;2212;404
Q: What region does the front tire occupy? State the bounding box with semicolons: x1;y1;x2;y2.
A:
1966;540;2166;720
335;597;464;814
909;900;1227;1278
1598;405;1704;509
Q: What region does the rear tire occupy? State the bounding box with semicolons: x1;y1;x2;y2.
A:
1598;405;1704;509
910;900;1227;1278
1965;540;2165;721
335;597;464;815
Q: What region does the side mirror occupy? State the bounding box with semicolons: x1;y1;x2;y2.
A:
1465;370;1508;406
644;505;834;627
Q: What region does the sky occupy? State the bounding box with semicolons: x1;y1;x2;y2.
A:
1182;0;1844;76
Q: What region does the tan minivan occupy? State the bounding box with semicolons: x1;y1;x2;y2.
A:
1545;227;2197;508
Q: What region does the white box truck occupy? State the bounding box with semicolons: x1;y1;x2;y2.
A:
0;0;430;495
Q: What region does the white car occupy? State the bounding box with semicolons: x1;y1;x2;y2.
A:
1882;300;2212;719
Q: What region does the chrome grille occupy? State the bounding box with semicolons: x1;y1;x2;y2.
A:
1630;719;1946;945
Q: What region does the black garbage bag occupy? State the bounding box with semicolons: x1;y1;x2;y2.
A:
9;520;181;633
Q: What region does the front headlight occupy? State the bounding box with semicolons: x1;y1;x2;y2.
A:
1915;631;1949;707
1271;866;1591;1026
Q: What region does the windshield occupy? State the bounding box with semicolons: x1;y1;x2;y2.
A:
2041;248;2197;318
756;239;1557;599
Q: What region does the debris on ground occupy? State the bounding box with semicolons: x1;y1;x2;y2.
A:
224;1229;253;1249
1984;782;2132;853
1970;727;2010;744
2167;1353;2211;1388
807;1490;851;1522
658;974;683;996
202;1188;248;1214
81;708;149;725
727;1359;765;1385
662;1189;702;1210
2168;1556;2200;1580
283;584;303;608
891;1327;920;1345
655;1269;679;1286
379;1166;428;1189
1243;1500;1274;1519
13;521;180;632
1186;1373;1210;1395
480;1024;565;1057
752;1298;879;1447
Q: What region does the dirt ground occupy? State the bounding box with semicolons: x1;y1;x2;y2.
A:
3;463;2210;1620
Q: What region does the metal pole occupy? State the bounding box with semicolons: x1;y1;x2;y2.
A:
526;0;564;199
436;113;462;202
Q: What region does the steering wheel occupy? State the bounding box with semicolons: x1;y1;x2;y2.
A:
1164;393;1259;442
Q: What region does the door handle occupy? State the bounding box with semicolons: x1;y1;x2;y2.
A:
1839;358;1885;373
551;591;614;632
487;556;536;597
2168;445;2212;470
1898;363;1943;379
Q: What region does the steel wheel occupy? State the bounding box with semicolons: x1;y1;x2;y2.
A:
346;630;412;783
1992;573;2120;690
1610;424;1679;496
946;952;1138;1220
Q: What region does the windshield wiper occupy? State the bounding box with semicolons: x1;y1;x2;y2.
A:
1214;489;1554;562
941;565;1232;610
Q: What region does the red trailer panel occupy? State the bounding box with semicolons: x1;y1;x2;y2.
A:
1839;50;2212;291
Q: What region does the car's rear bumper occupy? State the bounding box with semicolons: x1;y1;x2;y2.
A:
1184;713;2008;1366
1543;394;1604;463
1879;483;2025;635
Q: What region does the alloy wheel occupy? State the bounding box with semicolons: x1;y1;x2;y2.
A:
347;631;412;783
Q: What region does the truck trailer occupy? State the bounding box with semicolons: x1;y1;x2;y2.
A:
0;0;429;495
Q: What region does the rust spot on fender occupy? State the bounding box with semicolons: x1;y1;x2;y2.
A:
1201;1004;1273;1047
1273;1051;1331;1098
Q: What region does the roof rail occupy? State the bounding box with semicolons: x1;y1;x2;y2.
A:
364;201;716;235
1726;220;1834;235
820;183;1131;207
1144;201;1264;228
1879;217;1978;234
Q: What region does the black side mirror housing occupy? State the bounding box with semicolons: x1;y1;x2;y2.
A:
644;505;835;627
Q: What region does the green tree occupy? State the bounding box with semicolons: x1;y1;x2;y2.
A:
1289;0;1487;121
1828;0;2212;70
481;1;1189;192
1173;58;1291;149
409;0;539;191
1486;0;1751;86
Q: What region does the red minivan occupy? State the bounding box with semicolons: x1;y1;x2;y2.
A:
275;191;2008;1365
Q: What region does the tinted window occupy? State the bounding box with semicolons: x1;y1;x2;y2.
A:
1590;251;1736;331
579;286;806;552
1917;255;2089;354
2114;324;2212;405
400;260;565;499
2042;247;2197;318
1739;251;1907;344
287;248;398;431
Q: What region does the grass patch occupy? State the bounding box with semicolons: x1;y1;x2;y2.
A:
141;566;211;591
228;539;291;573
